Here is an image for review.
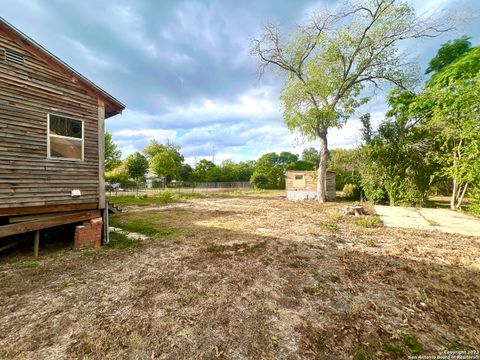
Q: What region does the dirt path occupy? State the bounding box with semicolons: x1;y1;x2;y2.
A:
1;194;479;359
375;205;480;237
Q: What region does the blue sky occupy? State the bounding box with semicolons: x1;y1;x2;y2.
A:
2;0;479;164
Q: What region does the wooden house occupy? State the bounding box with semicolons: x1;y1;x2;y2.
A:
285;170;336;201
0;17;125;253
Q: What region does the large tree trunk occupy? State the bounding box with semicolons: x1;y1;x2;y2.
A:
317;133;328;203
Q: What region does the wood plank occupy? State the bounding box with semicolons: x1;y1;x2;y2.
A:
0;210;100;238
0;202;98;216
33;230;39;257
98;99;105;209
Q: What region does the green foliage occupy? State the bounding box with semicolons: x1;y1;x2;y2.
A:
301;147;320;167
179;164;193;181
19;261;39;269
402;333;423;355
360;88;437;205
254;0;430;200
355;216;382;228
426;36;472;74
287;160;316;171
468;186;480;217
321;222;338;231
190;159;219;183
383;342;403;358
144;140;185;181
107;232;141;250
150;151;177;178
423;47;480;209
342;183;359;200
360;113;373;145
328;149;361;190
104;131;122;172
124;152;149;181
107;191;205;207
250;152;298;189
105;164;130;183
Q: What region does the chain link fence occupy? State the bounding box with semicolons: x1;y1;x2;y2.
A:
106;181;252;196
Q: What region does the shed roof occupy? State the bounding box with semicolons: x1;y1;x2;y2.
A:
0;16;125;118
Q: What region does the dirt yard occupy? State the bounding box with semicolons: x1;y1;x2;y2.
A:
1;191;479;359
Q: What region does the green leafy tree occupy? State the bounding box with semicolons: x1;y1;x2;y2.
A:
190;160;219;183
328;149;362;190
301;147;320;167
124;152;149;181
104;131;122;172
252;0;450;202
422;47;480;209
143;139;185;180
360;114;373;145
150;152;177;179
250;152;298;189
287;160;316;171
179;164;193;182
360;87;439;204
425;36;471;74
105;163;129;183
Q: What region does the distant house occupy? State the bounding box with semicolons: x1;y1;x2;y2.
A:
0;17;125;252
285;170;336;201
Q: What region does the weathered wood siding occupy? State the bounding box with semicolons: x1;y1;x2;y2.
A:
285;170;336;200
0;27;100;215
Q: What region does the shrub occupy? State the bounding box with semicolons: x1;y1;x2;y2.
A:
343;183;360;200
468;186;480;217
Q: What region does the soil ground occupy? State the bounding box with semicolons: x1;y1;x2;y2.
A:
1;191;479;359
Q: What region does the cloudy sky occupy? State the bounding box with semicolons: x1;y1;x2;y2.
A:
2;0;479;164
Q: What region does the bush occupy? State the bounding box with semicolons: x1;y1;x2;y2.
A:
468;186;480;217
250;174;270;189
343;183;360;200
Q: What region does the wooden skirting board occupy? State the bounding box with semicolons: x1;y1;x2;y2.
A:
0;209;100;238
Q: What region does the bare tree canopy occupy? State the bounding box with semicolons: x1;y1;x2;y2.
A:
251;0;454;202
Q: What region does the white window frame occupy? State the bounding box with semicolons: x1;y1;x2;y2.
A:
293;174;306;188
47;113;84;161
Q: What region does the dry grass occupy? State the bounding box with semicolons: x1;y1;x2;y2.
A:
0;192;479;359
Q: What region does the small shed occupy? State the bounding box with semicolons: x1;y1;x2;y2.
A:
0;17;125;253
285;170;336;201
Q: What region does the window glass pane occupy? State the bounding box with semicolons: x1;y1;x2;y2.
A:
49;115;82;139
50;136;82;159
294;175;304;180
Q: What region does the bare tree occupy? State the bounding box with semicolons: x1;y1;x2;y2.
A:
251;0;453;202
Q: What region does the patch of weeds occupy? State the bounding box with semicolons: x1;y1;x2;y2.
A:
81;249;95;257
402;333;422;355
108;190;194;207
363;238;379;247
302;283;325;295
426;218;439;226
19;261;38;269
107;232;141;250
328;209;343;221
111;216;174;239
344;303;363;320
353;348;368;360
321;222;338;231
288;260;301;268
383;342;403;358
329;274;341;283
356;216;382;228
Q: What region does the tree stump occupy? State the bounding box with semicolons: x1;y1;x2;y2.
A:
343;204;366;216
